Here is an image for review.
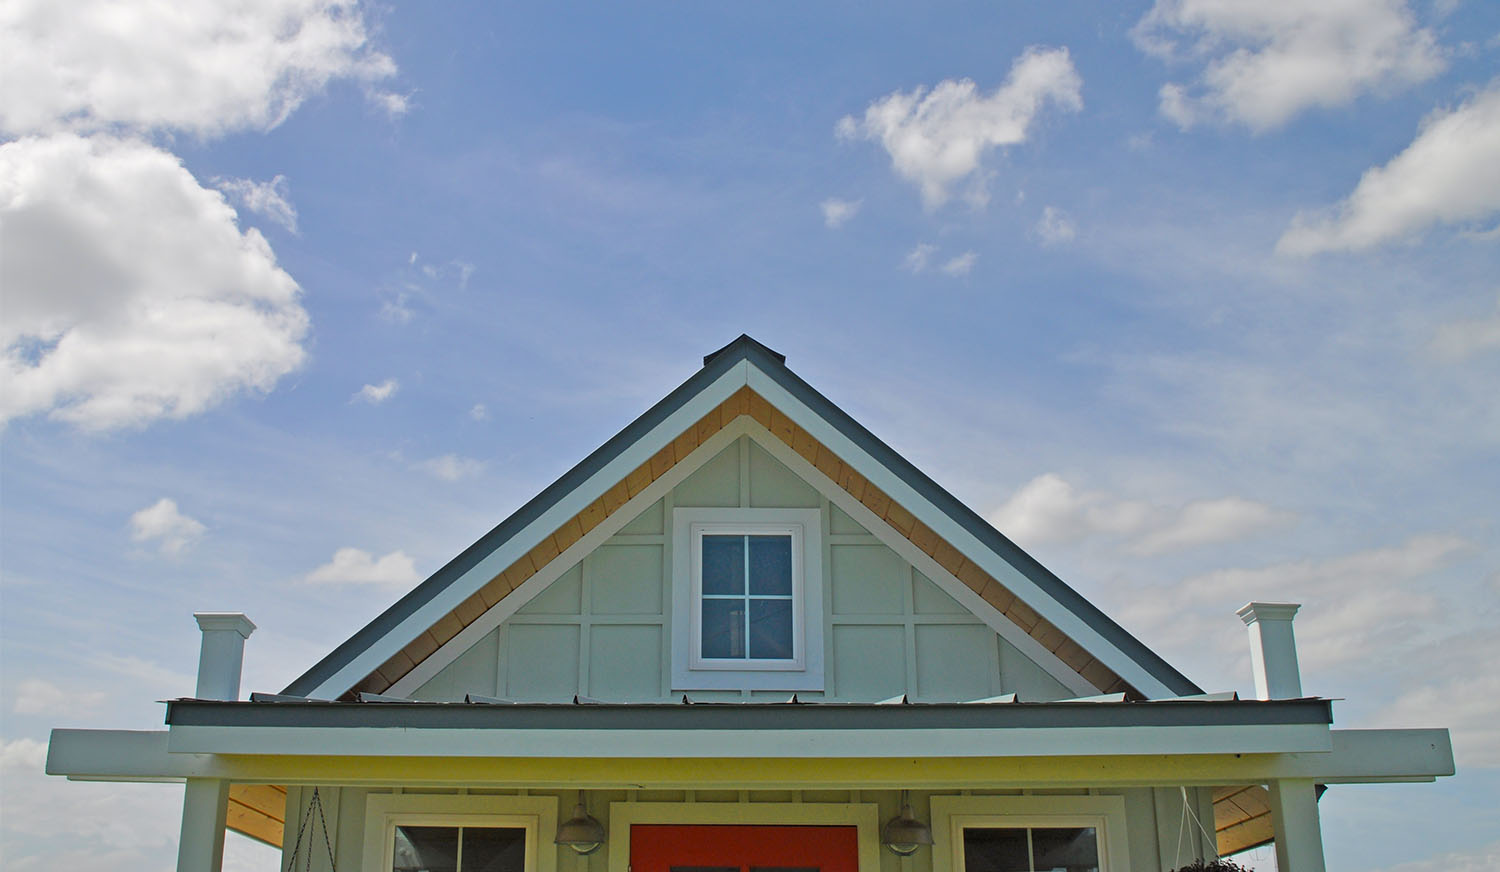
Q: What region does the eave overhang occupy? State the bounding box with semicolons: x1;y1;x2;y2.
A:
161;698;1333;759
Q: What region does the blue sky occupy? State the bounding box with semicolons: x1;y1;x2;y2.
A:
2;1;1498;869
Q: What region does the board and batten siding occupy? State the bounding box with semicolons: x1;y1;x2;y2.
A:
410;436;1073;703
281;785;1220;872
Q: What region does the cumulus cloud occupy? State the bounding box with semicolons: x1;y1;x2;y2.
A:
1277;85;1500;254
1164;534;1470;670
353;378;399;404
903;243;937;273
213;175;297;233
469;403;488;421
305;547;420;587
417;453;486;482
989;473;1291;555
0;135;309;430
1134;0;1445;130
0;0;397;138
13;678;107;716
128;498;205;555
838;47;1082;208
1432;293;1500;359
1035;206;1076;245
820;197;862;228
940;251;978;277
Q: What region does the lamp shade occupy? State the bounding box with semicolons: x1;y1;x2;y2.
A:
881;799;933;856
555;801;606;855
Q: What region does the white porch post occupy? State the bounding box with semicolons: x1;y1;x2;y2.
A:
177;612;253;872
177;777;231;872
1236;602;1302;700
1268;778;1325;872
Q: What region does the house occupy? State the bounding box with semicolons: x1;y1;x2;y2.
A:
47;336;1454;872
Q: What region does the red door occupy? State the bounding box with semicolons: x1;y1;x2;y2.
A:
631;826;859;872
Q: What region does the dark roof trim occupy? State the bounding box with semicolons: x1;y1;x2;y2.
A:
168;698;1329;731
286;333;1199;698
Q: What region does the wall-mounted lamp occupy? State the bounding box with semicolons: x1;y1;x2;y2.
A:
555;796;606;855
881;791;933;856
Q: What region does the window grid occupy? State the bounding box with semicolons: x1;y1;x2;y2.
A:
700;533;794;661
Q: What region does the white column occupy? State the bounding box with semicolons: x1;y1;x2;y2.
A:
193;612;256;700
1236;602;1302;699
1268;778;1326;872
177;777;230;872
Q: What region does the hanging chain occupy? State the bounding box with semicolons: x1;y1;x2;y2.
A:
283;787;337;872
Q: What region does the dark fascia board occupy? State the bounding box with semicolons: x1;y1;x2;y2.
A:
285;334;1199;698
167;698;1330;731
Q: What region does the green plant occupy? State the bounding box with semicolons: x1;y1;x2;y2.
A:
1169;861;1254;872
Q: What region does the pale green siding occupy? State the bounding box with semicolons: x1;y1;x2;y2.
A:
414;435;1074;704
284;785;1220;872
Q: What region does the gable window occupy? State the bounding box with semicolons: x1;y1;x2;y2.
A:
672;508;824;690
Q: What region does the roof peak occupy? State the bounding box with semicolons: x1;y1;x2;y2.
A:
703;334;787;367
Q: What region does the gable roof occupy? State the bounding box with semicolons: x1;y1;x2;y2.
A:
284;336;1201;701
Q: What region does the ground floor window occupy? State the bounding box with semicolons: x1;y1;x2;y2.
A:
360;793;558;872
929;796;1127;872
392;824;526;872
961;826;1099;872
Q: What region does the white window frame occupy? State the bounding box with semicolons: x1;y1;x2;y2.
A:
672;507;824;690
930;795;1129;872
360;793;558;872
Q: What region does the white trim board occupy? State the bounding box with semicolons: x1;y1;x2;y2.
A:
164;723;1333;759
46;728;1456;786
308;362;753;700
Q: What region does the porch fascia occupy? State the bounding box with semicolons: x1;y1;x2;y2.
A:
48;727;1453;788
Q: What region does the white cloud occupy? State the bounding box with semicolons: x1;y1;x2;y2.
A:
128;498;205;555
1035;205;1077;245
988;473;1291;555
1278;85;1500;254
1131;497;1291;556
1135;0;1445;130
417;453;486;482
940;251;978;277
213;174;297;233
0;0;397;138
0;737;48;773
820;197;862;228
353;378;400;404
1432;292;1500;359
13;678;107;716
1167;534;1470;670
305;547;420;587
1371;841;1500;872
903;243;937;273
469;403;488;421
838;47;1082;208
0;134;309;430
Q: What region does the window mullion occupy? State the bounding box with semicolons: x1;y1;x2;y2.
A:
742;535;751;659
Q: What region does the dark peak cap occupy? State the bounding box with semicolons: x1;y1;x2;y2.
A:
703;334;787;367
